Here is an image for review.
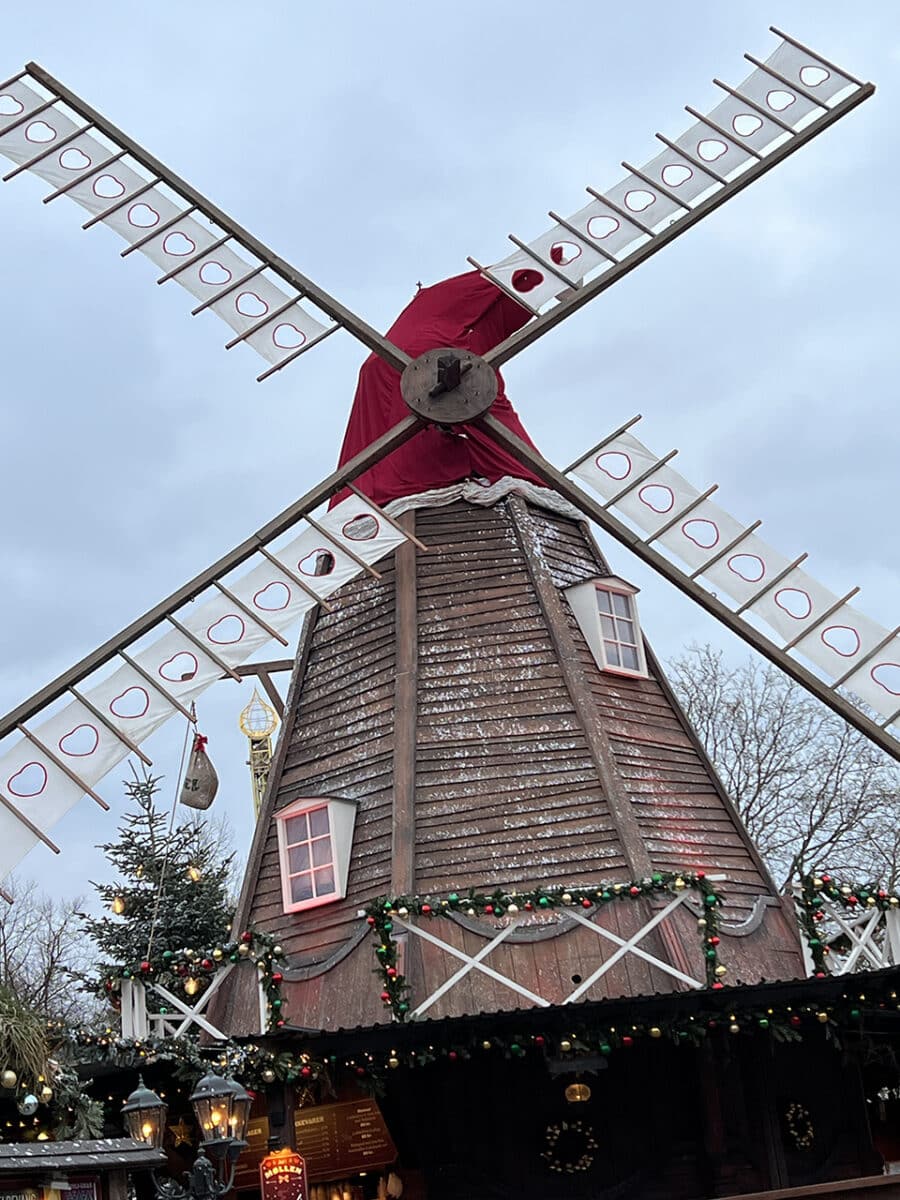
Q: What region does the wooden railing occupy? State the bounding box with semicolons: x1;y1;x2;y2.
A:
719;1174;900;1199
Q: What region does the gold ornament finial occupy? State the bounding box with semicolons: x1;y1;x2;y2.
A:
238;688;280;818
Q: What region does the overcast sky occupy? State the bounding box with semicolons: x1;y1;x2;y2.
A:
1;2;897;905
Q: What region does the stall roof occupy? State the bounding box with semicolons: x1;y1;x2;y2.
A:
0;1138;165;1175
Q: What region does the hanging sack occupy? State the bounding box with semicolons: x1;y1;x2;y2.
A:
180;733;219;810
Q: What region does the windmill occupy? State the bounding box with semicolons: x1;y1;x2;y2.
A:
4;27;899;1198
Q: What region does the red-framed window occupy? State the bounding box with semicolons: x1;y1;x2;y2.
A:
275;796;357;914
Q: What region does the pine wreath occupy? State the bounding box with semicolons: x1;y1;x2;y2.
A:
541;1118;599;1174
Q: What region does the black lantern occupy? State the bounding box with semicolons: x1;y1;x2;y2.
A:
224;1078;252;1143
122;1077;167;1149
189;1072;235;1144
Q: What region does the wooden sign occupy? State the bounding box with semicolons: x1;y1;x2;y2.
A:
259;1149;308;1200
293;1098;397;1182
233;1113;270;1191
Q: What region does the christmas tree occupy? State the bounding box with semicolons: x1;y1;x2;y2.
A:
81;766;234;1006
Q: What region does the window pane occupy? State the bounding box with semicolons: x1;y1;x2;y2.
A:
612;592;631;617
617;619;636;643
596;590;612;614
600;614;616;638
621;645;640;670
314;866;336;895
311;836;333;867
604;641;621;667
291;874;314;903
288;843;310;873
284;814;308;846
308;807;330;837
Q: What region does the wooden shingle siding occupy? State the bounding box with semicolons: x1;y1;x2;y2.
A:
217;494;802;1036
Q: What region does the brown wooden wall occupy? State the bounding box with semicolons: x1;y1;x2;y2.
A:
219;495;803;1035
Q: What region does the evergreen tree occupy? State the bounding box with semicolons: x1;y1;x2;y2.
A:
81;767;234;1003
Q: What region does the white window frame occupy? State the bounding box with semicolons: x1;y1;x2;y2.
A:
565;576;648;679
275;796;357;914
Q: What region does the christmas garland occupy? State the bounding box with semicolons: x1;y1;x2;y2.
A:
363;872;723;1020
542;1119;598;1175
796;873;900;975
102;928;287;1031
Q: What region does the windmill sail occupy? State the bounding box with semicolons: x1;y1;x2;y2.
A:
0;64;409;379
0;491;419;885
470;29;872;365
569;418;900;756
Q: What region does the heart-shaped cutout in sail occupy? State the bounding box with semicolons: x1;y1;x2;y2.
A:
799;65;830;87
638;483;674;514
595;451;630;480
624;189;655;213
207;615;245;645
58;723;99;757
0;95;25;116
586;215;619;240
774;588;812;620
109;686;150;719
681;518;719;549
253;582;291;611
342;514;379;541
127;203;160;228
298;549;336;577
732;114;763;137
821;626;860;658
767;90;795;112
871;663;900;697
199;261;231;286
661;164;692;188
7;762;47;798
25;121;56;144
511;268;543;293
273;323;306;349
59;147;91;171
159;651;198;682
550;241;581;266
162;231;195;256
93;174;126;199
727;554;765;583
236;292;269;318
697;138;728;162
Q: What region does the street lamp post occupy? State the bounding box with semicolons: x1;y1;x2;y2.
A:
123;1073;251;1200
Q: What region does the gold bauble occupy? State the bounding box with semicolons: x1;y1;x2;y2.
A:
262;1068;276;1083
482;1041;492;1051
238;944;251;957
697;918;707;929
507;904;519;915
388;1057;400;1069
213;948;223;960
561;893;572;904
715;964;727;977
817;1011;829;1023
649;1027;662;1039
673;877;686;891
1;1070;17;1090
812;877;823;889
559;1040;572;1052
729;1023;740;1034
39;1086;53;1103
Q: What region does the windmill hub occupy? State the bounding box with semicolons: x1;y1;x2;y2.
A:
400;347;497;426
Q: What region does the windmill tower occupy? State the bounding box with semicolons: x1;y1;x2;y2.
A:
0;29;897;1199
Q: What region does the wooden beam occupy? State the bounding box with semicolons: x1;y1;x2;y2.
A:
482;83;874;369
0;414;423;740
391;511;418;896
479;415;900;765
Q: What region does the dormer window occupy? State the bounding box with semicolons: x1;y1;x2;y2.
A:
276;796;357;913
565;576;648;678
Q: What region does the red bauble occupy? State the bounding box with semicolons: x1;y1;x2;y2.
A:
272;971;283;983
201;958;213;970
300;1066;311;1078
380;991;391;1002
524;902;533;911
712;982;724;990
448;1051;458;1061
581;898;592;909
848;895;858;905
697;871;706;879
241;931;253;943
421;904;432;914
140;960;151;973
629;886;640;897
484;904;494;915
622;1036;634;1047
709;936;720;946
386;967;397;978
355;1067;366;1077
534;1036;545;1047
790;1015;802;1027
366;916;376;926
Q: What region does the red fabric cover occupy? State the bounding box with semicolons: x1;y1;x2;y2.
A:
330;270;545;508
